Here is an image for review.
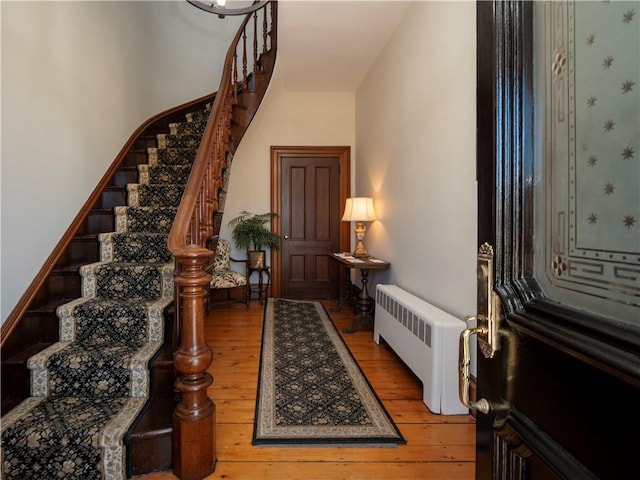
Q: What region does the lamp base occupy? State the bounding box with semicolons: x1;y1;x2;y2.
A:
352;236;369;258
351;223;370;258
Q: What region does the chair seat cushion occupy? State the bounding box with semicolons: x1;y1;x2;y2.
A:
210;270;248;289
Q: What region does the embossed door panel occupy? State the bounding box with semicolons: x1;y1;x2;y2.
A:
475;2;639;479
535;1;639;321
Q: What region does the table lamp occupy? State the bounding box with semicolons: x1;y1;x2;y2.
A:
342;197;376;257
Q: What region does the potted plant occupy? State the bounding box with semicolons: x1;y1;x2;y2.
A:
228;211;280;268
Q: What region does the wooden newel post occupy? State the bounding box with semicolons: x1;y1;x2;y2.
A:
172;246;216;480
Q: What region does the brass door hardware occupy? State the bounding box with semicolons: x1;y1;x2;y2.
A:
458;243;501;414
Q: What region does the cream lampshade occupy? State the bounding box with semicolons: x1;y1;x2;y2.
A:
342;197;377;257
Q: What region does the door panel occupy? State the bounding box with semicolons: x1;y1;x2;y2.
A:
282;157;340;298
315;255;331;281
270;147;351;299
475;2;639;479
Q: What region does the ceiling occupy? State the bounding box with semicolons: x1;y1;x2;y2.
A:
276;1;413;91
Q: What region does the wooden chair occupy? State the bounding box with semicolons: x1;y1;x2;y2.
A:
206;238;249;308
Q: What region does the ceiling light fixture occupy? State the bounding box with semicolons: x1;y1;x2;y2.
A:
187;0;268;19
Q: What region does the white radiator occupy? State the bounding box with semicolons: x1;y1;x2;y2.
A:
374;284;467;415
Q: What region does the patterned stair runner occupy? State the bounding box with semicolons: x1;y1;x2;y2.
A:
0;105;210;480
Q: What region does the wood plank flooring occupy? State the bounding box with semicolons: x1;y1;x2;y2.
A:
135;300;476;479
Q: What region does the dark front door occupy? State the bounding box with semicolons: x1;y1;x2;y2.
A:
474;2;639;479
270;146;350;299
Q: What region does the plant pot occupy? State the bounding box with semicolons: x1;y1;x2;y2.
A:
249;250;266;269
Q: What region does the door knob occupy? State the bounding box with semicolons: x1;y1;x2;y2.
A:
284;235;289;239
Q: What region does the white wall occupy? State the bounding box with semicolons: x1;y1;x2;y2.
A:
1;1;240;322
219;71;356;259
356;1;477;322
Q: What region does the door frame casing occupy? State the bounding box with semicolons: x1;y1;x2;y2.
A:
270;146;351;298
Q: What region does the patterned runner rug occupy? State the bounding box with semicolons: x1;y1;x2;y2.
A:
253;298;405;446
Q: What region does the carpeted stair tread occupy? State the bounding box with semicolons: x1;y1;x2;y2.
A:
157;133;201;149
3;445;103;480
127;183;186;208
115;206;178;233
81;261;172;300
69;312;150;346
147;147;198;166
101;232;171;263
28;341;158;398
170;118;208;136
1;396;145;479
2;396;137;446
57;297;169;345
139;164;192;185
185;106;211;124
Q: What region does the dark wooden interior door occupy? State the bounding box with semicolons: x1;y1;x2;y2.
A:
474;2;639;479
270;146;350;299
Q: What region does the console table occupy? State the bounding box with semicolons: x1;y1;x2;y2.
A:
329;253;391;333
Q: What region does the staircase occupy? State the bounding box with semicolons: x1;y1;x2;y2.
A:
0;104;210;480
1;2;277;478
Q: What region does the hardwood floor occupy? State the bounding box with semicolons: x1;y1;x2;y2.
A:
135;299;476;479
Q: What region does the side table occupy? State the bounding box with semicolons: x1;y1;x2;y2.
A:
248;266;270;304
329;253;391;333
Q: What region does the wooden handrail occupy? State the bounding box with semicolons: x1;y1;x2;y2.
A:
168;2;277;479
